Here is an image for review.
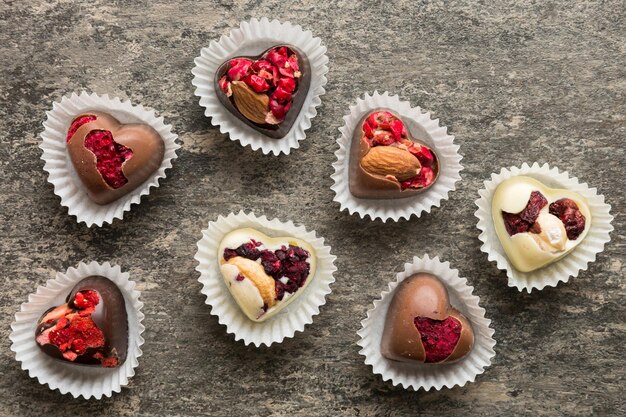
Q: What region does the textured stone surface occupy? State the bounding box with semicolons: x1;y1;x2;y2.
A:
0;1;624;416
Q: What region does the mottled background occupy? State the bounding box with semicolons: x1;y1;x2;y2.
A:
0;1;624;416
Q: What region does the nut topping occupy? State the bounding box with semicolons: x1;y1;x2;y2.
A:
226;256;276;308
230;81;270;125
361;146;421;182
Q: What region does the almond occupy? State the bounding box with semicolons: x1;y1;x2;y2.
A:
227;257;276;307
231;81;269;124
361;146;421;181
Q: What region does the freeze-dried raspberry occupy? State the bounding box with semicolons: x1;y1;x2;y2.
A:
414;316;462;363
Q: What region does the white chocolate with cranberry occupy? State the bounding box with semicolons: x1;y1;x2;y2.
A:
218;228;316;322
492;176;591;272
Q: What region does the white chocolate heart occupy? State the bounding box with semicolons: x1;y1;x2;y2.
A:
218;228;317;322
492;176;591;272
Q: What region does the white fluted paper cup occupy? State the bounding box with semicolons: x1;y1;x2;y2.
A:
9;261;145;399
194;211;336;347
191;17;329;155
475;162;614;292
40;91;180;227
357;255;495;391
331;91;463;222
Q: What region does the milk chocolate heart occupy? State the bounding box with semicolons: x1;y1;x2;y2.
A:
35;276;128;367
492;176;591;272
218;228;317;322
215;45;311;139
349;110;439;199
381;273;474;364
66;111;165;205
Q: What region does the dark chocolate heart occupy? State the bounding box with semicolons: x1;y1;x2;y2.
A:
215;45;311;139
381;273;474;364
66;111;165;205
35;276;128;367
349;110;439;199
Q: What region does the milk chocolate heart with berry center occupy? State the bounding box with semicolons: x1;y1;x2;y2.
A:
35;276;128;368
215;45;311;139
349;110;440;199
218;228;317;322
66;111;165;205
381;273;474;364
492;176;591;272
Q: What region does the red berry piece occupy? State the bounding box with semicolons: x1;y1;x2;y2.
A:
549;198;586;240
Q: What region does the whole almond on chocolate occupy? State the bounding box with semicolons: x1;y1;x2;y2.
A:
361;146;421;182
231;81;269;125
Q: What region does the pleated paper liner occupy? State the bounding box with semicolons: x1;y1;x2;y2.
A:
357;255;496;391
9;261;145;399
192;17;329;155
475;162;614;292
331;91;463;222
40;91;180;227
194;211;336;347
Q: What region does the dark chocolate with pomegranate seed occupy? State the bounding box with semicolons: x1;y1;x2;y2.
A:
215;45;311;139
349;110;439;199
66;111;165;205
35;276;128;367
381;273;474;364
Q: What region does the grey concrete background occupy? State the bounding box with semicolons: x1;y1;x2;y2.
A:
1;1;624;416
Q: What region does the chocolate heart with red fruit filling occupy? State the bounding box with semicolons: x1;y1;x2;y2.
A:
66;111;165;205
349;110;439;199
492;176;591;272
381;273;474;364
216;45;311;139
35;276;128;368
218;228;316;322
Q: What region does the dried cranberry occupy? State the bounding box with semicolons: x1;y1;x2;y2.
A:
519;191;548;224
502;211;530;235
501;191;548;236
223;248;238;261
235;242;261;260
549;198;586;240
224;240;311;299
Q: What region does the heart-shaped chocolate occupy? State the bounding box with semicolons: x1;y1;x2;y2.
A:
381;273;474;364
66;111;165;205
492;176;591;272
35;276;128;367
215;45;311;139
217;228;316;322
349;110;439;199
